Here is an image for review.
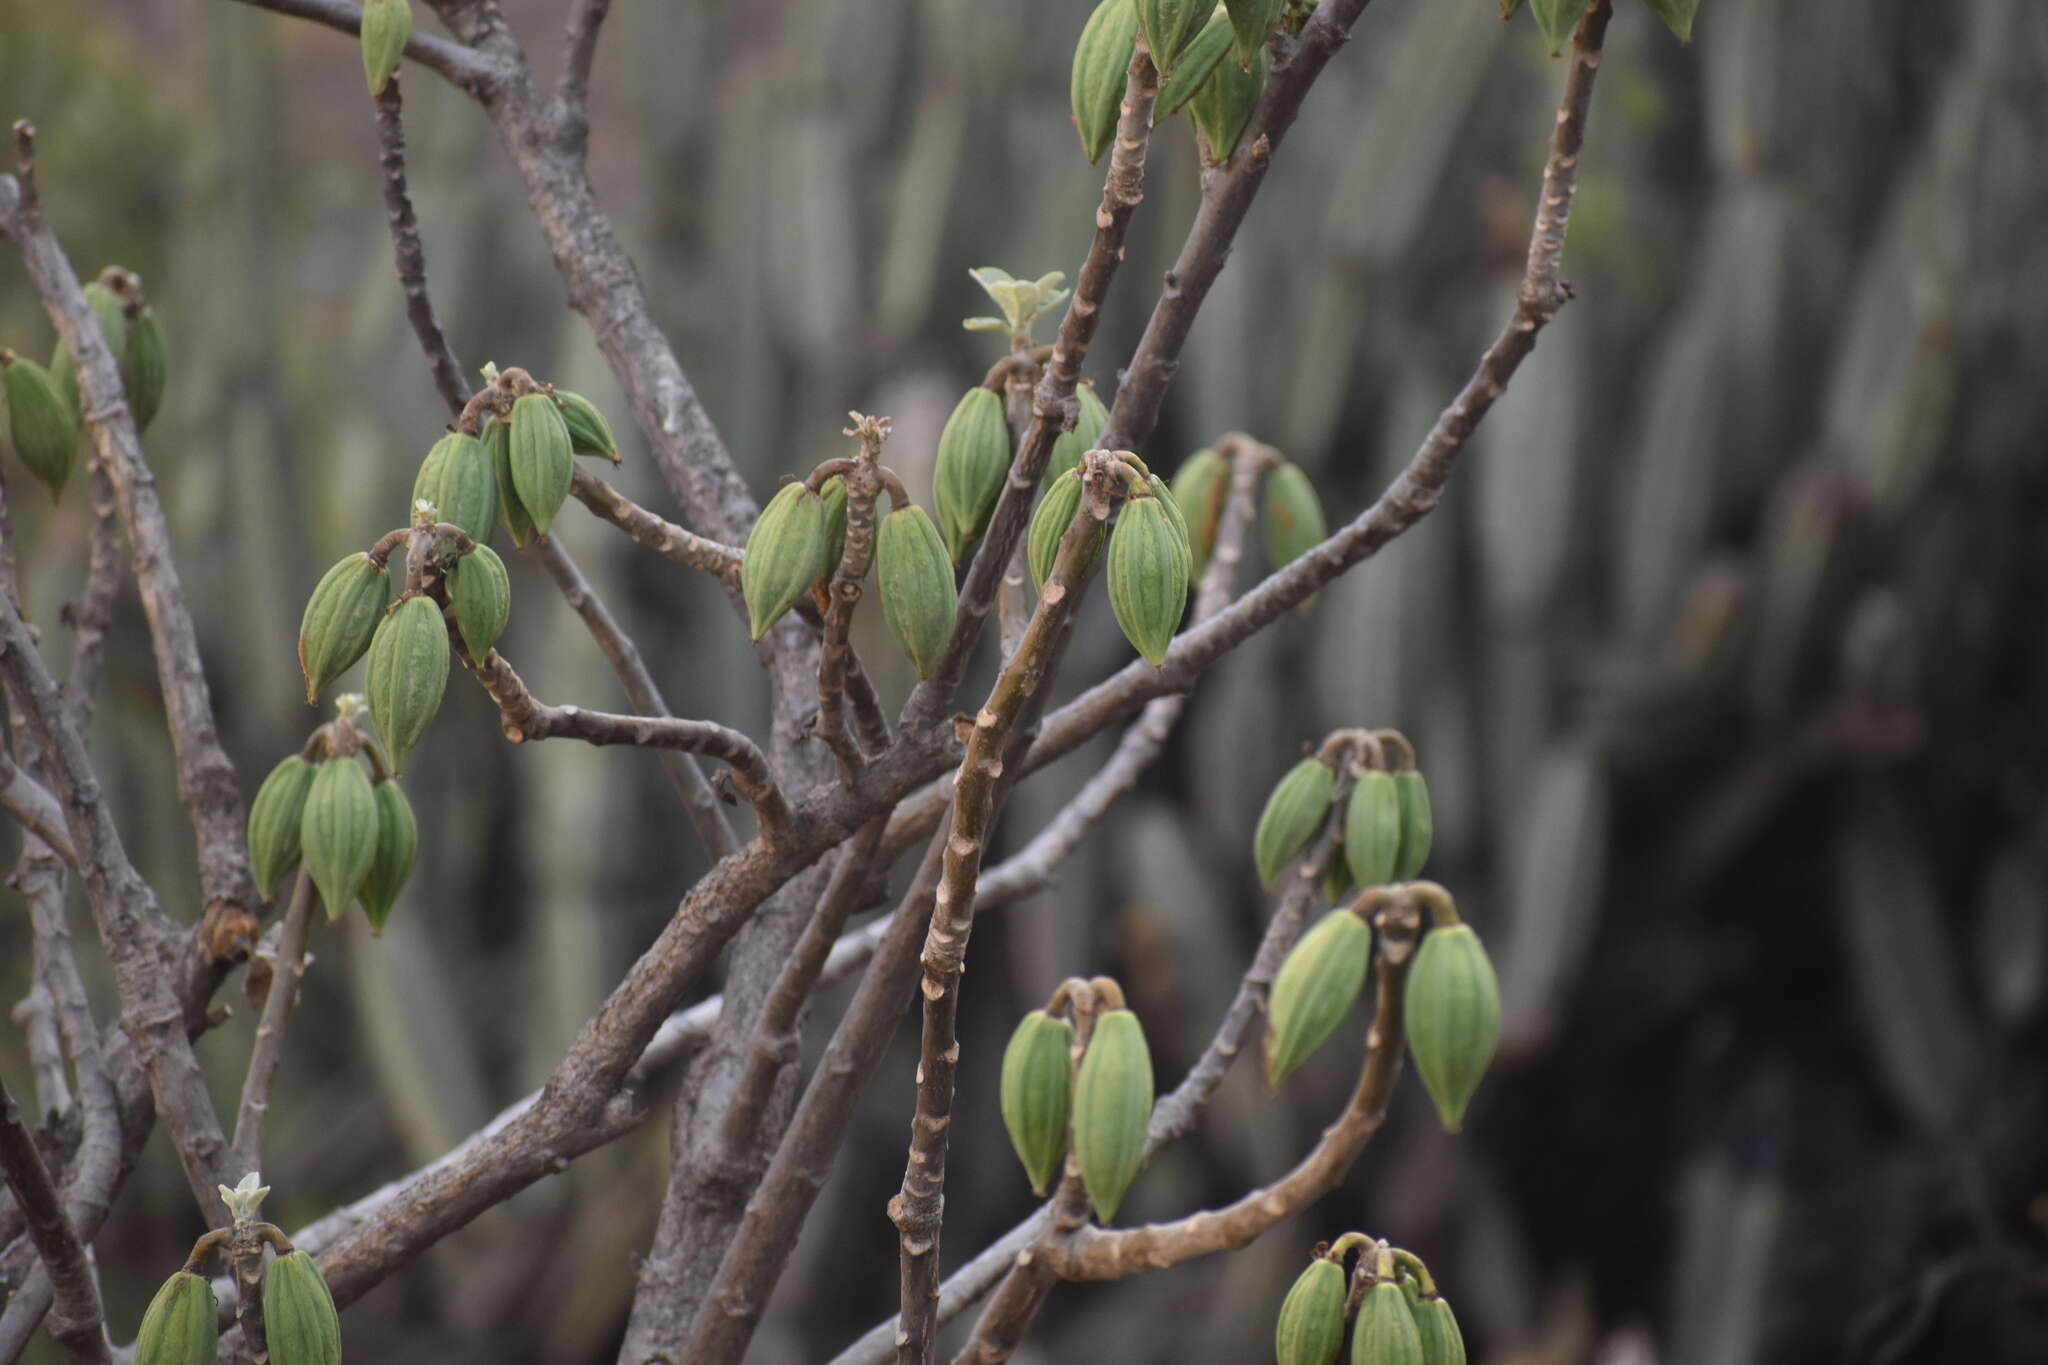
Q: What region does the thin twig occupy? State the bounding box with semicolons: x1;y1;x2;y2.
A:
0;751;76;871
373;75;470;416
229;870;317;1178
569;466;744;582
0;1081;108;1365
815;419;889;780
224;0;506;94
554;0;613;121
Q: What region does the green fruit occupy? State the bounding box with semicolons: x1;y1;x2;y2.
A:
2;354;79;500
447;543;511;659
1401;1279;1467;1365
1393;769;1434;881
248;755;318;901
554;388;620;463
1404;923;1500;1132
360;0;412;96
412;432;498;544
1275;1258;1347;1365
359;779;417;934
1188;44;1265;160
1072;1008;1153;1222
301;758;378;921
1106;493;1189;666
1342;770;1402;888
365;595;450;773
263;1250;342;1365
1265;908;1373;1085
485;418;536;548
49;281;127;422
1254;756;1338;889
1048;381;1110;480
127;306;168;432
298;554;393;704
1156;6;1233;115
135;1270;219;1365
1169;448;1229;581
1263;461;1328;572
932;388;1012;561
509;393;573;535
741;480;829;641
1072;0;1141;164
818;475;850;582
1352;1280;1424;1365
1137;0;1210;72
1145;473;1194;584
1000;1009;1076;1196
1225;0;1284;67
875;505;957;679
1027;467;1086;593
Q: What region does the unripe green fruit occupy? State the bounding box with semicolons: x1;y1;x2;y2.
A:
412;432;498;544
1274;1258;1347;1365
48;281;126;423
1072;0;1141;164
1048;381;1109;480
2;353;78;500
263;1250;342;1365
135;1270;219;1365
1106;493;1189;666
1000;1010;1075;1196
447;544;511;659
365;595;450;774
301;758;378;921
127;305;168;433
874;505;956;679
248;755;318;901
1404;923;1500;1132
932;388;1012;561
485;418;536;548
1169;447;1229;580
1254;756;1338;889
1225;0;1286;68
509;392;573;535
1265;908;1373;1086
1072;1008;1153;1222
1351;1279;1424;1365
1263;460;1329;572
298;554;392;704
359;779;417;934
817;475;850;583
1343;770;1402;889
1393;769;1433;881
1156;6;1232;114
1027;467;1086;593
741;481;829;642
1189;43;1266;160
1137;0;1211;73
554;388;620;463
1401;1278;1467;1365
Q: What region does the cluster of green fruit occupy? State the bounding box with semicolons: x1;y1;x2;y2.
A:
998;980;1155;1221
245;709;415;934
1277;1238;1465;1365
135;1181;343;1365
1169;444;1328;588
0;266;166;498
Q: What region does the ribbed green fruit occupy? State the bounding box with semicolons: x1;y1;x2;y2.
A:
263;1250;342;1365
1343;770;1402;888
1263;461;1329;571
1188;44;1265;160
411;432;498;543
1401;1278;1467;1365
741;481;829;641
1145;474;1194;585
48;281;126;422
301;758;378;921
248;755;317;901
127;306;168;433
1274;1258;1347;1365
1351;1280;1424;1365
1071;0;1140;164
1404;924;1500;1132
1000;1009;1075;1196
447;544;511;659
874;505;956;679
509;393;573;535
1265;908;1374;1085
932;388;1012;561
1106;494;1189;666
1027;467;1086;593
485;418;536;548
1072;1008;1153;1222
360;0;411;95
359;780;417;934
554;389;620;463
1169;448;1229;580
1224;0;1285;67
1393;769;1434;881
365;595;450;774
298;554;392;704
135;1270;218;1365
1157;6;1232;114
3;353;78;499
1137;0;1211;72
1048;381;1110;479
817;476;850;582
1254;756;1338;889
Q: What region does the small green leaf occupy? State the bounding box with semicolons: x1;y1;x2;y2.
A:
1530;0;1590;54
1640;0;1699;42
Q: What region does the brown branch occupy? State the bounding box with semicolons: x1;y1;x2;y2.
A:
890;459;1119;1365
0;1081;108;1365
0;750;76;871
817;419;889;780
569;466;744;582
224;0;507;95
554;0;613;121
228;870;316;1178
372;75;470;416
900;47;1159;733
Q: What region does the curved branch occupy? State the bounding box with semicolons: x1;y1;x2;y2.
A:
0;1081;108;1365
224;0;507;96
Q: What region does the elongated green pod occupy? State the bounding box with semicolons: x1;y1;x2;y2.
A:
554;388;620;463
1106;494;1189;666
1224;0;1285;68
248;755;318;901
1275;1258;1347;1365
1157;6;1233;114
1187;44;1265;160
127;305;168;432
1263;460;1328;571
1343;770;1402;888
263;1249;342;1365
1049;381;1109;479
298;554;392;704
741;481;829;641
1402;1278;1467;1365
1000;1010;1075;1195
1169;447;1229;580
1027;467;1086;593
365;595;450;773
302;757;378;920
509;393;573;535
136;1270;219;1365
1072;1008;1153;1221
1265;908;1374;1085
447;544;511;659
1351;1279;1425;1365
412;432;498;543
1071;0;1140;164
1393;769;1434;881
1404;923;1501;1131
932;388;1012;561
1254;756;1338;888
1137;0;1210;73
2;353;78;499
875;505;957;678
485;418;536;547
359;779;417;934
818;475;850;582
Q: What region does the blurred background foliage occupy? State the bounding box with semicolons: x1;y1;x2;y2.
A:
3;0;2047;1360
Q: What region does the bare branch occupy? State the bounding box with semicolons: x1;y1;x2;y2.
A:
0;1081;108;1365
569;466;744;582
554;0;613;123
224;0;507;95
816;419;890;779
372;75;470;415
229;871;316;1177
0;750;76;871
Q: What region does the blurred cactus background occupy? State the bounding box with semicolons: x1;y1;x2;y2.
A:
4;0;2047;1361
